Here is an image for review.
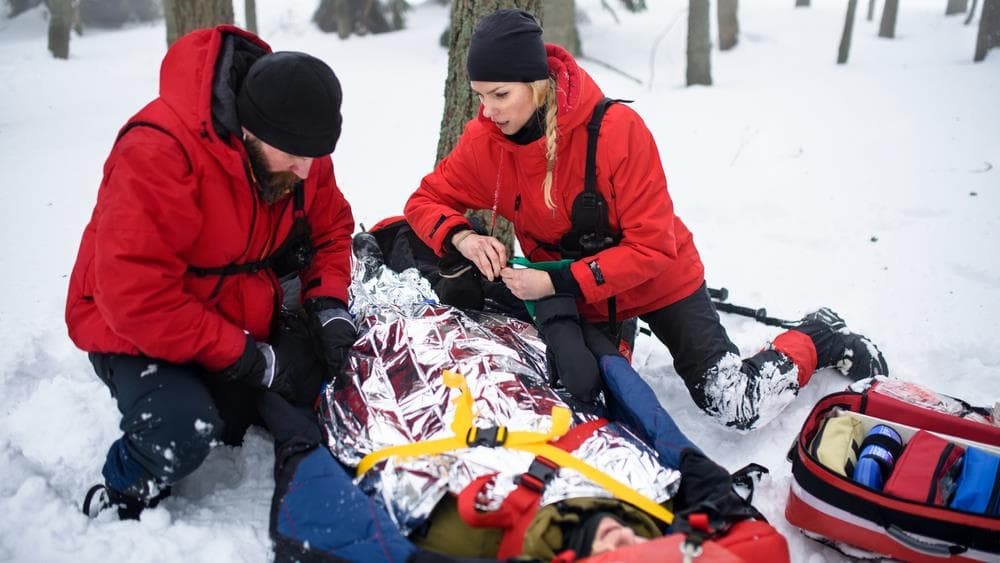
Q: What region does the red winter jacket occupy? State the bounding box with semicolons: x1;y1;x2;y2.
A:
404;44;704;323
65;26;354;371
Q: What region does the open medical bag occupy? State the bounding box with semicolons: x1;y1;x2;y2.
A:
785;378;1000;562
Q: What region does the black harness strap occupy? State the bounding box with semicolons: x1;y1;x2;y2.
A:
571;97;631;334
187;182;310;278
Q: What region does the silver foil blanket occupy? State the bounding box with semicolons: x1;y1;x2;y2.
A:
320;264;681;534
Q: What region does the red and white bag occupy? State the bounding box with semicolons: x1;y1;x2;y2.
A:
785;378;1000;562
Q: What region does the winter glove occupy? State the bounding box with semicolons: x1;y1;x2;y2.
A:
219;315;326;406
305;297;357;382
535;294;601;403
433;252;485;310
674;448;760;529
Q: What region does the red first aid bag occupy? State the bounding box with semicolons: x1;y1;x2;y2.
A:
785;378;1000;562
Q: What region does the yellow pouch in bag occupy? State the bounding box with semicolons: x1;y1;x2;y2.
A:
810;414;864;476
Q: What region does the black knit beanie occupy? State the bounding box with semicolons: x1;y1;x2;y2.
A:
467;9;549;83
236;51;343;157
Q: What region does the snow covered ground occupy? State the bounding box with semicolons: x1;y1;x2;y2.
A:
1;1;998;561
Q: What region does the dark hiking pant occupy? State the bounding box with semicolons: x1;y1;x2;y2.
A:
90;353;265;496
638;283;802;430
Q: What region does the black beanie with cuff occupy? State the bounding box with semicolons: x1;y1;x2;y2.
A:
466;9;549;83
236;51;343;157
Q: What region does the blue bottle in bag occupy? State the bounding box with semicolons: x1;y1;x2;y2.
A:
852;424;903;490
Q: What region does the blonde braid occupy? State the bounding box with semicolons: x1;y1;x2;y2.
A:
530;78;559;210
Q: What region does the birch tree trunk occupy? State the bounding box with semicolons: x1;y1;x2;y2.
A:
718;0;739;51
879;0;899;38
46;0;73;59
165;0;233;46
838;0;859;64
687;0;712;85
436;0;543;255
541;0;579;56
974;0;1000;60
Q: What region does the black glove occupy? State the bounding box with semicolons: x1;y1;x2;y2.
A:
675;447;761;529
220;316;326;406
305;297;357;380
433;252;484;310
535;294;601;402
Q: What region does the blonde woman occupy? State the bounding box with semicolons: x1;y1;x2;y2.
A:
405;9;887;430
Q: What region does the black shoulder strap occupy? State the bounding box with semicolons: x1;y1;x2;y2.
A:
583;98;632;197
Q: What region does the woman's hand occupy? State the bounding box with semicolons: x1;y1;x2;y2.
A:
500;267;555;300
454;231;508;281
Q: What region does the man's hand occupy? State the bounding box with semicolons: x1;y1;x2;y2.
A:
306;298;357;379
500;267;555;300
453;231;507;281
218;331;322;406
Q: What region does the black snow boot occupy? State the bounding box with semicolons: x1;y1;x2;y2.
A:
794;307;889;380
82;483;171;520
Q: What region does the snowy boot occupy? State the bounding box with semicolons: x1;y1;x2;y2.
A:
793;307;888;380
82;483;171;520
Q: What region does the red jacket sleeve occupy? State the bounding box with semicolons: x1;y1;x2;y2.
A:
404;122;494;254
93;130;246;371
301;157;354;305
569;106;680;304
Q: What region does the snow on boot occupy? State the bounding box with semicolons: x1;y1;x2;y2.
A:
794;308;888;381
82;483;171;520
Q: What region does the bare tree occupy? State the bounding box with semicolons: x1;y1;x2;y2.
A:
542;0;579;56
879;0;898;38
838;0;859;63
165;0;233;46
245;0;257;34
437;0;543;255
718;0;739;51
687;0;711;85
946;0;968;15
867;0;876;21
46;0;74;59
313;0;406;39
974;0;1000;60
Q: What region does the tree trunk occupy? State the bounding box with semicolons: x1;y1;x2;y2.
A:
437;0;543;256
687;0;712;85
165;0;233;46
867;0;876;21
795;0;810;7
946;0;968;15
541;0;579;56
838;0;859;64
718;0;739;51
879;0;898;38
46;0;73;59
245;0;257;33
974;0;1000;60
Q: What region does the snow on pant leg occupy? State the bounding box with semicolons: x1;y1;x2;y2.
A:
258;392;417;563
90;353;223;496
640;284;800;430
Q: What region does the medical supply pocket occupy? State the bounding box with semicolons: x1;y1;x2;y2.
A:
785;379;1000;562
950;446;1000;516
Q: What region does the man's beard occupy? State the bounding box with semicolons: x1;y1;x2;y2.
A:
245;137;300;204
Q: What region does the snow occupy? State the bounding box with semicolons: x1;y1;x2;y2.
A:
1;0;998;561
